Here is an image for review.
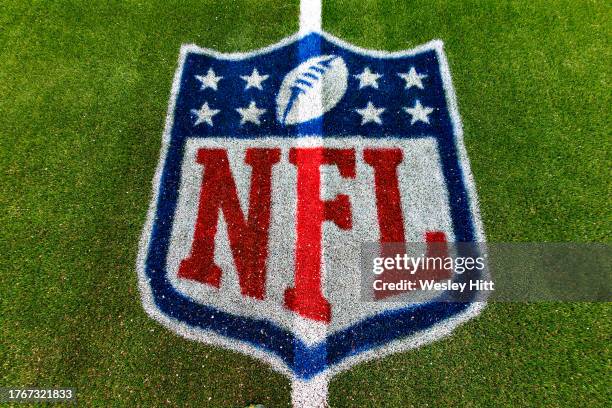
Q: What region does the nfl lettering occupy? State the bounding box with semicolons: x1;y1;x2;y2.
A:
178;145;452;322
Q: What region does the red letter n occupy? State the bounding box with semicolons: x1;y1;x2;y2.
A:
177;148;281;300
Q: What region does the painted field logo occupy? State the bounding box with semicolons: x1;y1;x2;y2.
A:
137;31;485;406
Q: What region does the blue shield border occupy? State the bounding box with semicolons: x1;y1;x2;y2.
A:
137;31;486;380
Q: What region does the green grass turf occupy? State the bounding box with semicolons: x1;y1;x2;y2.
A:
1;0;610;406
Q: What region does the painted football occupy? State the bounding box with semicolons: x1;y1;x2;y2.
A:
276;54;348;125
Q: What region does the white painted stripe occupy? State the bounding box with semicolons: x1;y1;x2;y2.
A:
295;1;326;405
300;0;322;33
292;375;329;408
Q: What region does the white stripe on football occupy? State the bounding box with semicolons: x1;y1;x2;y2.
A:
276;55;348;126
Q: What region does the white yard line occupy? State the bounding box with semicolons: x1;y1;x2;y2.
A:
292;2;328;407
300;0;322;33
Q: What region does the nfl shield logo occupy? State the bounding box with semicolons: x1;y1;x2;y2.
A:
137;31;485;405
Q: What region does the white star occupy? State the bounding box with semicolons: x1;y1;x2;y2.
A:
398;67;427;90
355;102;385;125
240;68;269;90
354;67;382;89
236;101;266;125
191;102;220;126
195;68;223;91
403;100;434;125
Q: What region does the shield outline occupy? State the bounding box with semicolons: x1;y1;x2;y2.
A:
136;30;487;380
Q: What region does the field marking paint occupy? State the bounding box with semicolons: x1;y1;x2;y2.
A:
136;0;486;404
300;0;322;34
295;2;327;405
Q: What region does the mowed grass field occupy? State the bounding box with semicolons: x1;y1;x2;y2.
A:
1;0;610;406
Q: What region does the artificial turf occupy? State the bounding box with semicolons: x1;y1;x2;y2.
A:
1;0;610;406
